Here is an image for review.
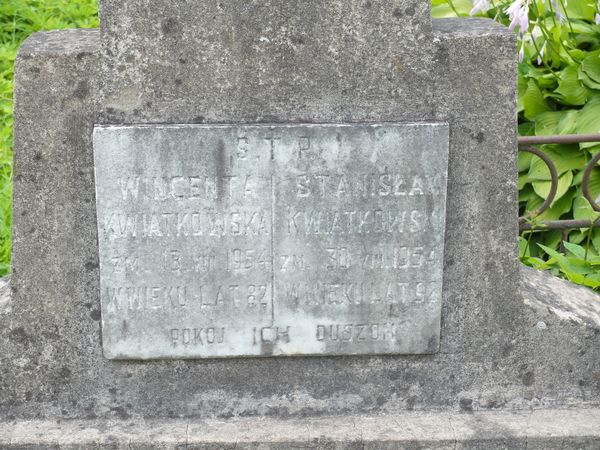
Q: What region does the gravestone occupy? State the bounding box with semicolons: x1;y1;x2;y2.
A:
2;0;600;447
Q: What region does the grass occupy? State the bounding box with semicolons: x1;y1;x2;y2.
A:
0;0;98;276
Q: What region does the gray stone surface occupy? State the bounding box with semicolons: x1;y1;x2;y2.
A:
0;277;9;321
97;0;434;125
94;123;449;359
5;0;599;431
9;29;101;420
521;265;600;328
1;408;600;448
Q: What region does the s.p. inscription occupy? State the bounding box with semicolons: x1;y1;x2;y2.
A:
94;123;449;359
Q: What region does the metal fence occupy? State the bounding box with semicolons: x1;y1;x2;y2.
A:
518;133;600;234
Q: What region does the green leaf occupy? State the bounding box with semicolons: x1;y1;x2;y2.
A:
571;169;600;227
526;193;544;215
519;183;537;202
533;110;578;136
522;187;574;222
587;145;600;159
560;0;595;22
540;229;563;251
518;151;533;172
519;235;531;258
555;65;588;105
518;121;536;136
578;67;600;90
586;167;600;200
567;272;600;288
573;195;600;221
538;243;591;275
532;170;573;204
431;0;473;17
522;256;550;270
534;111;562;135
557;110;579;135
581;54;600;84
570;21;600;35
592;229;600;255
524;79;551;120
527;145;586;180
535;247;599;286
575;31;600;49
537;187;575;220
518;74;528;113
581;277;600;289
563;241;586;259
518;172;530;190
537;72;559;90
575;96;600;148
570;229;588;245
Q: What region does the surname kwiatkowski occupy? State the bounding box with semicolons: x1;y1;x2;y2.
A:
103;172;435;238
103;208;426;238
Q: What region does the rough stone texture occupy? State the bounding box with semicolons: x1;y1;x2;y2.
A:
1;409;600;448
94;123;449;358
0;277;9;316
4;4;599;430
6;29;102;420
97;0;434;124
522;265;600;328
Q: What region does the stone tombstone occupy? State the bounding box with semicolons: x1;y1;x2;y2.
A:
94;123;449;359
6;0;600;445
93;0;453;362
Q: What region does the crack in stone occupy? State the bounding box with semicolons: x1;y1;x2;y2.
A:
448;416;458;450
185;420;190;449
524;410;533;450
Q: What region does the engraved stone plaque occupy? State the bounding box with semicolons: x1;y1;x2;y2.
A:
94;123;449;359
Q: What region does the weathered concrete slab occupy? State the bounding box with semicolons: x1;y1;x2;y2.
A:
97;0;434;125
2;409;600;448
521;265;600;328
0;277;9;317
94;123;449;358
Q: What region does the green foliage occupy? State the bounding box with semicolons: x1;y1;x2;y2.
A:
520;239;600;289
0;0;98;276
435;0;600;291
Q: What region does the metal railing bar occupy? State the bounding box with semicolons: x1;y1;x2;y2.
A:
582;151;600;213
519;219;600;231
518;133;600;146
520;146;558;217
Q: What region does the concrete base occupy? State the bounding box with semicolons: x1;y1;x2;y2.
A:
0;277;8;316
2;268;597;448
1;409;600;449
